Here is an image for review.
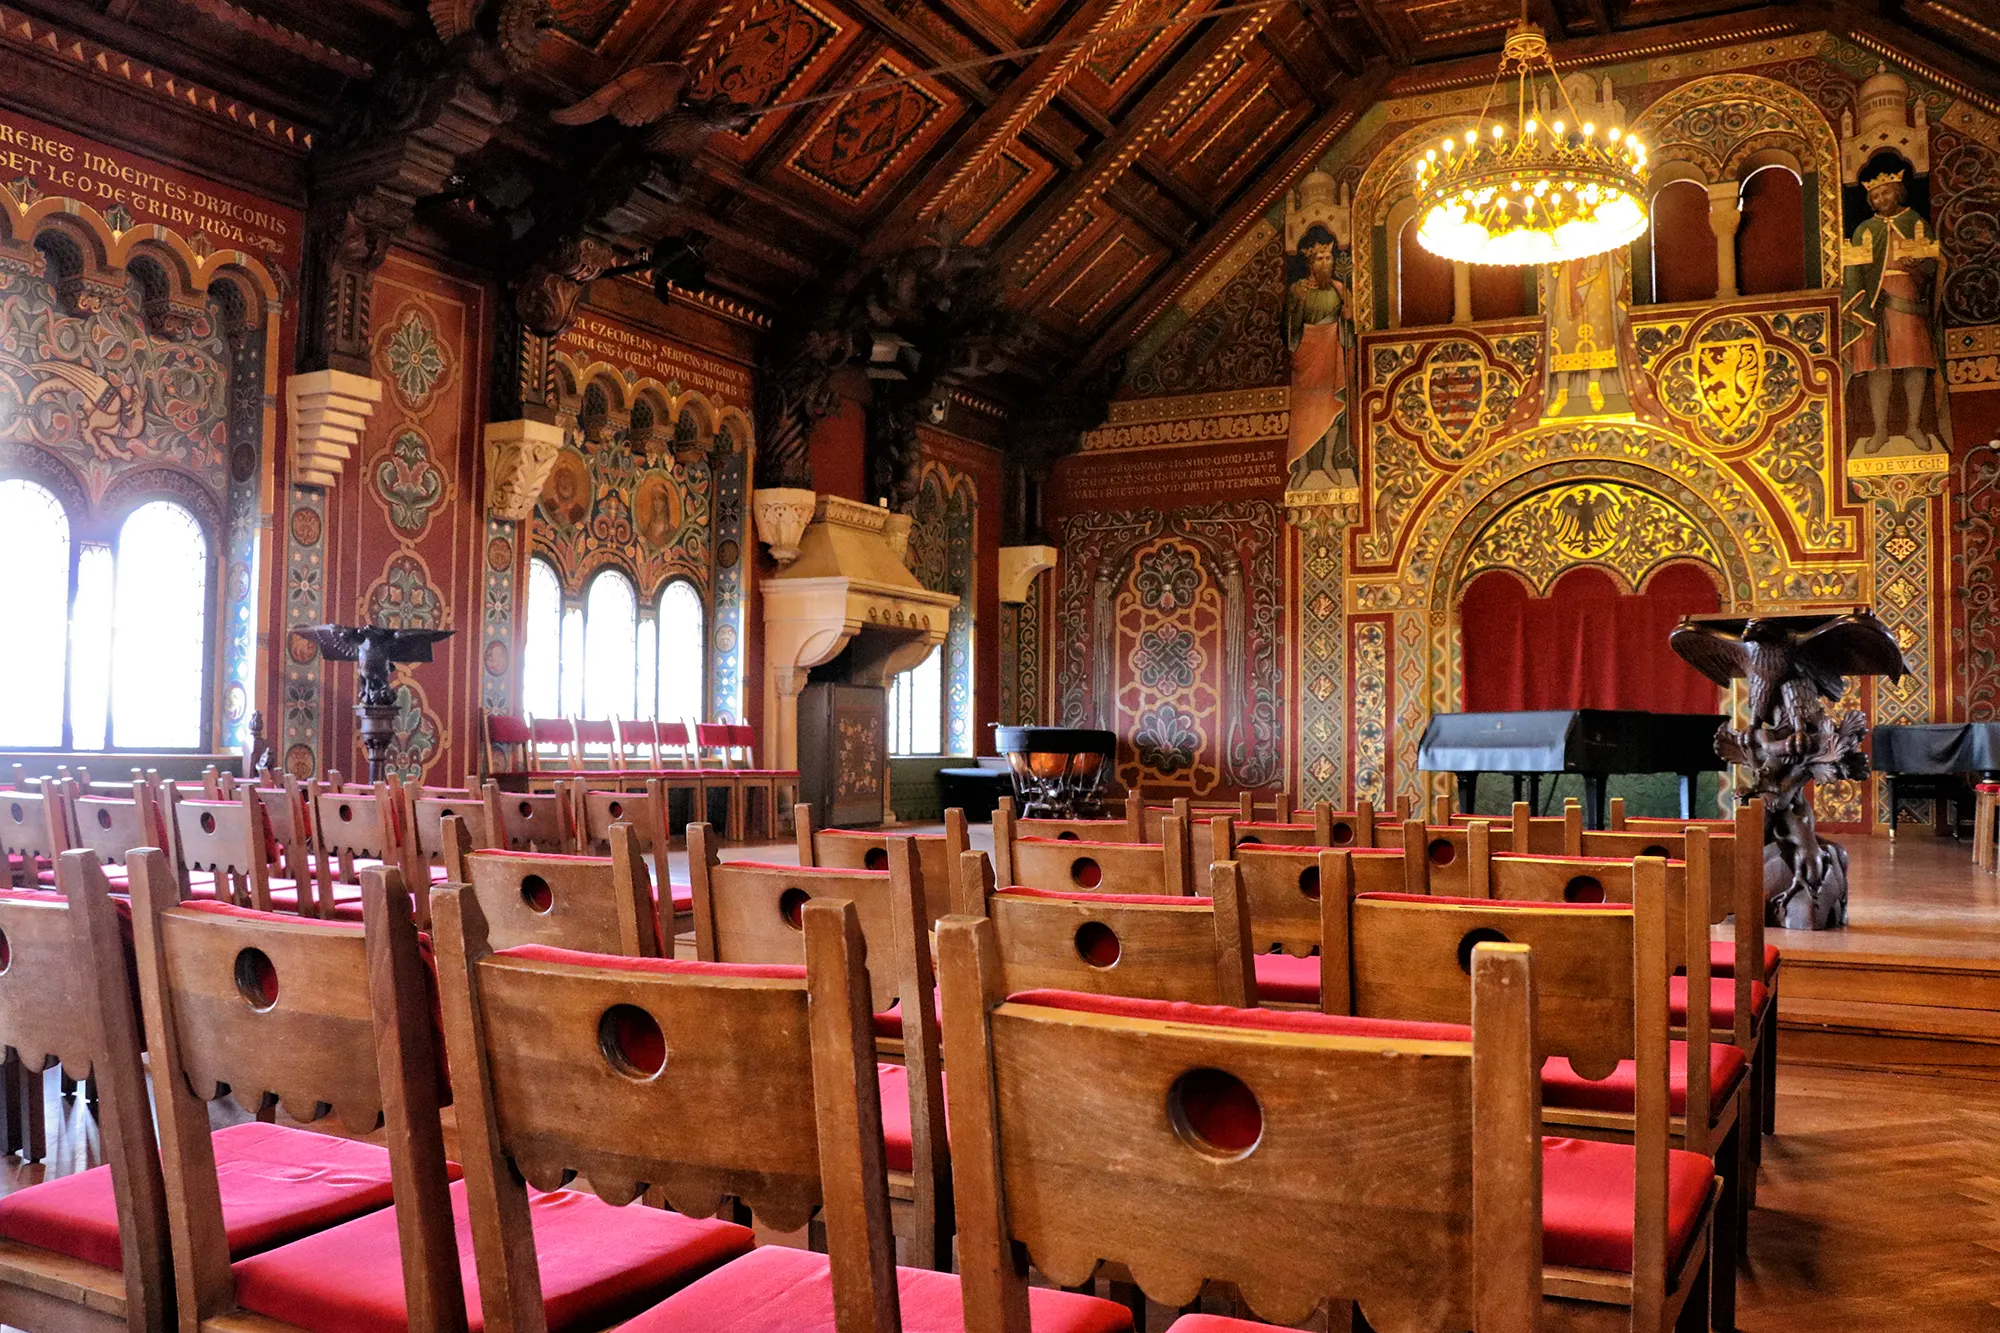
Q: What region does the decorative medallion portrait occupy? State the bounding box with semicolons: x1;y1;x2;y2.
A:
541;451;593;527
634;473;682;549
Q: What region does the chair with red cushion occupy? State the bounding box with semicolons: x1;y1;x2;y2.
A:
1;781;69;891
803;804;968;928
956;850;1256;1009
525;715;581;784
459;824;663;958
128;847;752;1333
692;723;751;840
305;780;404;921
483;708;534;779
495;788;572;853
687;827;950;1271
1002;821;1194;900
404;782;504;895
937;912;1541;1333
1321;852;1728;1332
160;781;287;910
244;776;314;889
0;854;177;1325
569;778;670;860
432;886;1131;1333
58;780;160;891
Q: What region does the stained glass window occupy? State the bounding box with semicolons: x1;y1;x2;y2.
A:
0;480;69;746
582;568;637;721
110;501;207;749
657;580;705;724
523;558;562;720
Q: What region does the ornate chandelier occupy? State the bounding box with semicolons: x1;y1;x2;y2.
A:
1412;21;1648;267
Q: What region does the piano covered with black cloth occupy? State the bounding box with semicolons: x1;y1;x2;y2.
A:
1418;709;1728;829
1870;722;2000;837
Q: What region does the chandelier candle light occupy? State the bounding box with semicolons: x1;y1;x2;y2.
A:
1412;21;1648;267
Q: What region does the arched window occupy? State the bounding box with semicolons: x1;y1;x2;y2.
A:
523;557;562;720
888;645;944;756
657;580;706;723
110;501;207;749
0;480;70;746
1737;164;1806;296
582;568;638;720
1650;179;1719;303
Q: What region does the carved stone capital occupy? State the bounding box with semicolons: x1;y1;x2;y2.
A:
287;369;383;489
998;544;1058;603
883;510;914;565
752;487;818;564
484;418;566;520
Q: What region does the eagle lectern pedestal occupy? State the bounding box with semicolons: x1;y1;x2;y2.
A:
1671;611;1907;930
291;625;455;784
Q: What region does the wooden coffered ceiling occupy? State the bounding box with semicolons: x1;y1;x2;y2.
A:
11;0;2000;399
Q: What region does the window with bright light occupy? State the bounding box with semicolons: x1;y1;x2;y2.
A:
888;646;943;757
582;568;638;721
523;558;562;720
0;480;213;751
657;579;705;723
0;480;70;747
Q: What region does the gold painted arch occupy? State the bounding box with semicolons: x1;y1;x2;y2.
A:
1458;480;1728;597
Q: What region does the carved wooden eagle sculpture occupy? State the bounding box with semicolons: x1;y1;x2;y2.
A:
1669;612;1906;731
551;62;692;126
429;0;548;69
293;626;455;708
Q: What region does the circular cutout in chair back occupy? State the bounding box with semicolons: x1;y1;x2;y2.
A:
1330;821;1354;845
438;807;458;822
1642;845;1671;859
1297;866;1321;900
6;804;21;824
1238;835;1261;846
200;812;217;834
1070;857;1103;889
1564;876;1605;903
1074;921;1120;968
1427;838;1456;866
599;1004;666;1080
234;948;279;1011
337;804;354;823
521;874;554;913
1169;1068;1261;1158
0;927;11;974
517;801;535;818
96;809;114;830
1456;927;1509;974
864;847;888;871
606;800;624;820
1056;830;1080;841
779;887;811;930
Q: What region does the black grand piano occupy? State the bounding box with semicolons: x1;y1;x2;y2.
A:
1871;722;2000;837
1418;709;1728;830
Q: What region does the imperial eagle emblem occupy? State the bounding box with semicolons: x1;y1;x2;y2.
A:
292;625;455;708
1669;612;1906;732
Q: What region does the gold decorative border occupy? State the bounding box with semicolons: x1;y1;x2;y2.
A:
1848;449;1951;476
1081;409;1289;453
1105;385;1289;425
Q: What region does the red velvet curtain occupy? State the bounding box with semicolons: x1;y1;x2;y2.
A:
1461;563;1722;713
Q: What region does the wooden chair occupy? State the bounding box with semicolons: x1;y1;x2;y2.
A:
801;804;969;928
1;782;68;890
527;714;579;777
160;782;278;910
0;852;172;1327
953;850;1255;1007
617;719;708;835
936;911;1540;1333
717;723;799;840
1008;829;1194;898
570;718;622;772
482;708;533;779
307;779;405;921
404;783;503;891
692;724;754;840
996;800;1181;889
493;788;571;853
62;781;159;889
457;821;661;957
1002;792;1144;843
1321;854;1724;1332
686;826;952;1270
430;887;1130;1333
242;777;313;888
1977;782;2000;870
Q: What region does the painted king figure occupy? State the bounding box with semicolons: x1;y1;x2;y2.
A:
1284;225;1357;487
1842;167;1946;453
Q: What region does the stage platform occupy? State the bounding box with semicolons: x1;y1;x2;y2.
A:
1761;831;2000;1078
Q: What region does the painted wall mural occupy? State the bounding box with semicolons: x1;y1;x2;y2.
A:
908;457;976;754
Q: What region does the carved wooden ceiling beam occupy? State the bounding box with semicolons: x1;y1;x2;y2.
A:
998;3;1279;281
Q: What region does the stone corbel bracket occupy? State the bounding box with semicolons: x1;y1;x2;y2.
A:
485;418;566;521
998;544;1057;603
287;369;383;489
753;487;818;564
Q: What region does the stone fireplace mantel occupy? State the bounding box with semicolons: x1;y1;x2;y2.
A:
761;495;959;776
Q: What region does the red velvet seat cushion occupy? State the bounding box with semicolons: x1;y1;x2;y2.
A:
879;1062;913;1173
1668;975;1770;1025
232;1179;753;1333
652;882;696;915
998;886;1212;907
621;1240;1132;1333
1009;990;1471;1043
1165;1318;1270;1332
1541;1042;1749;1120
872;988;943;1042
1542;1137;1714;1273
0;1122;415;1270
1251;952;1321;1005
1708;941;1780;980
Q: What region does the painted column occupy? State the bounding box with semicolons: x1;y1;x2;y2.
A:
1287;491;1359;804
1707;181;1742;300
1451;263;1473;325
1851;458;1951;826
